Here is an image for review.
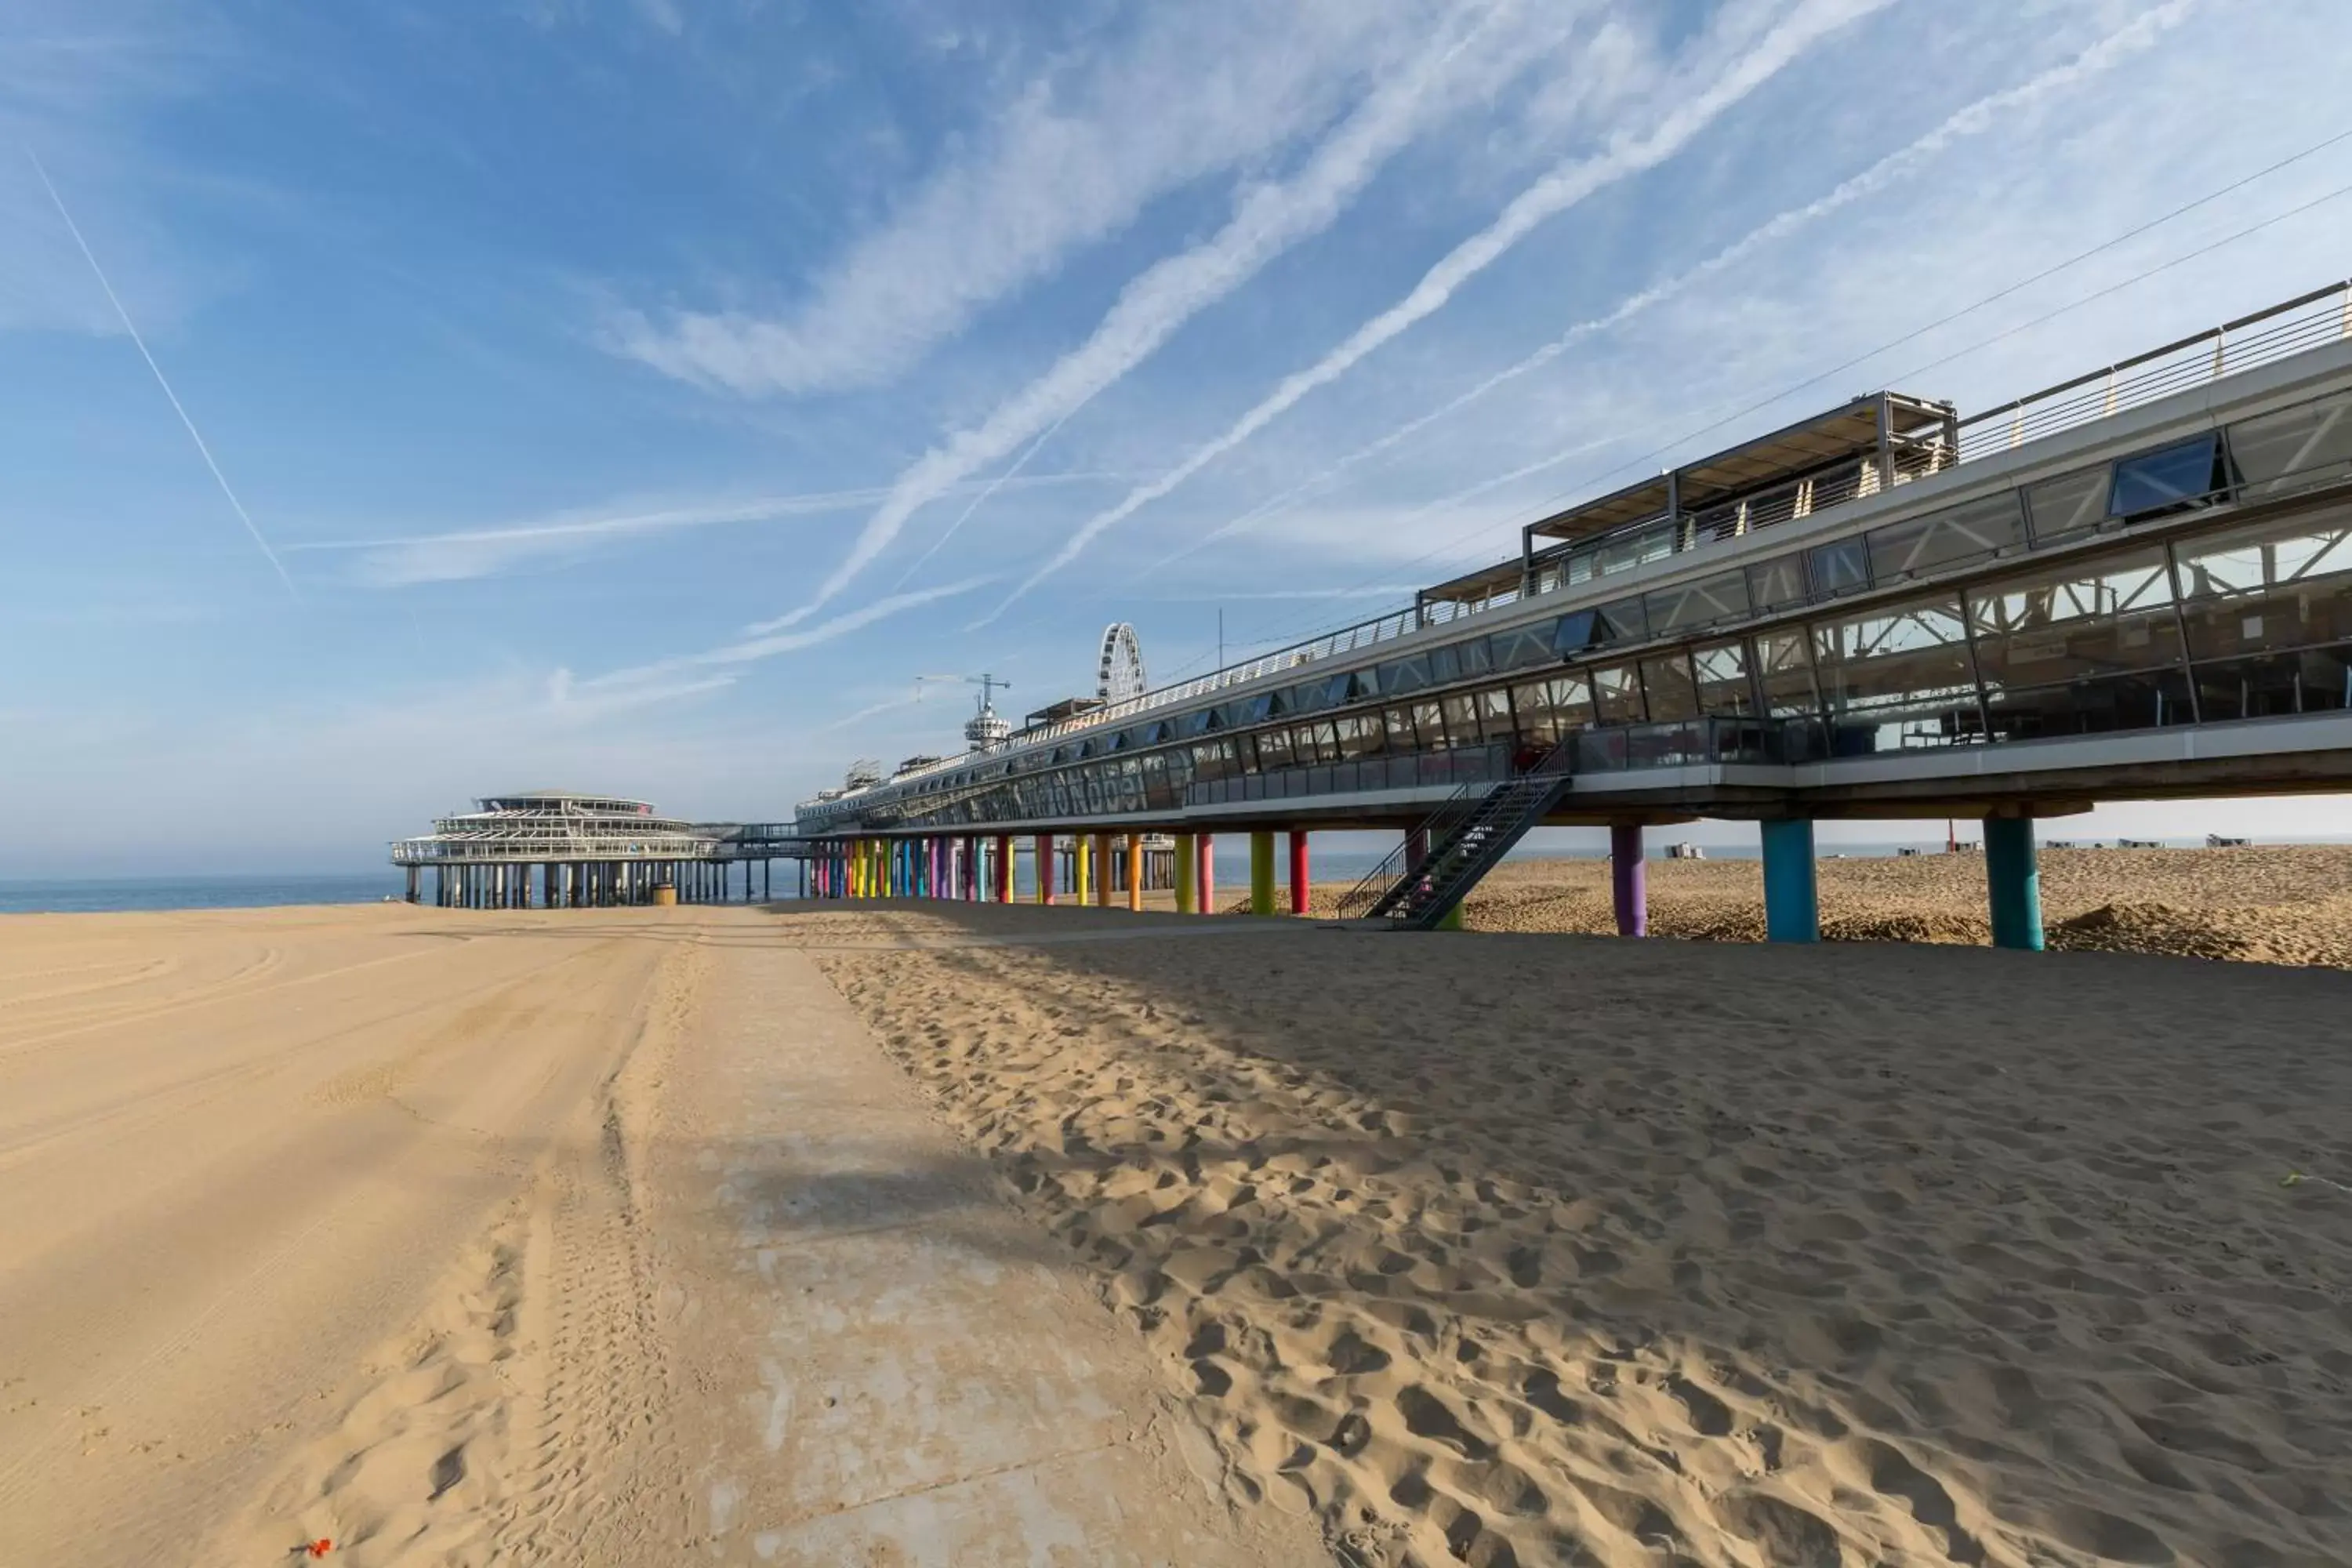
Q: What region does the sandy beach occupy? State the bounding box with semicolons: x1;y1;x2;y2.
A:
3;884;2348;1565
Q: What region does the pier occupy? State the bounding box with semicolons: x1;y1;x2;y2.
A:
792;279;2352;953
390;791;809;908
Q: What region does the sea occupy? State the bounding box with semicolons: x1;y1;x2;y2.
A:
0;836;2296;916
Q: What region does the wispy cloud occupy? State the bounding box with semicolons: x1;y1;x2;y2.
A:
603;4;1474;397
1146;0;2199;575
982;0;1893;621
583;576;993;694
27;147;301;600
296;472;1108;587
747;0;1593;633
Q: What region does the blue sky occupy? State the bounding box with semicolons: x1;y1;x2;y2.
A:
5;0;2351;874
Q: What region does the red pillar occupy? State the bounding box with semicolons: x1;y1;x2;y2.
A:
1034;834;1056;905
1287;829;1310;916
1196;833;1215;915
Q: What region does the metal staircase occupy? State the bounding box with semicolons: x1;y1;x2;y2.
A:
1335;741;1577;930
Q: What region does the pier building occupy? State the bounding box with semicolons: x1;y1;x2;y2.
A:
811;281;2352;949
390;791;807;908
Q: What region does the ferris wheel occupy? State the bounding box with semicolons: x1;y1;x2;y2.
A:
1097;622;1147;704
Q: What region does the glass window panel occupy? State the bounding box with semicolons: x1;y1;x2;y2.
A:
1429;644;1462;684
1984;670;2195;739
1412;699;1450;750
1867;492;2027;584
1589;662;1645;724
2173;516;2352;659
2109;434;2227;518
2228;391;2352;499
1747;554;1809;612
1969;548;2183;688
1306;720;1341;764
1597;597;1649;644
1489;623;1552;672
1692;638;1757;717
1442;692;1481;742
1255;727;1294;770
2025;466;2107;545
1552;609;1600;655
1509;681;1560;746
1643;570;1751;637
1812;593;1981;751
1548;673;1593;728
1478;687;1515;745
1457;637;1493;675
2193;648;2352;720
1382;705;1419;752
1334;713;1384;759
1640;653;1700;721
1807;538;1871;599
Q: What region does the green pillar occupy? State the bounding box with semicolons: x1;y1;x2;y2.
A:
1437;902;1465;931
1984;815;2044;951
1249;831;1276;916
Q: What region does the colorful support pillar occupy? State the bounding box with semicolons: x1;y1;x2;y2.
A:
1984;814;2044;951
1074;836;1091;906
1035;834;1056;905
1250;831;1276;916
1174;833;1196;915
1196;833;1216;915
1126;833;1144;913
1094;833;1114;907
1287;830;1311;916
993;834;1014;903
1759;817;1820;943
1609;822;1647;938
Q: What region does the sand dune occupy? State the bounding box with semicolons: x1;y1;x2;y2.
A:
811;903;2352;1566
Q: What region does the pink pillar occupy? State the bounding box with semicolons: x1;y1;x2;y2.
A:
1196;833;1216;915
1287;829;1310;916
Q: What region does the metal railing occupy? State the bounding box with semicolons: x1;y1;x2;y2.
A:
1957;278;2352;462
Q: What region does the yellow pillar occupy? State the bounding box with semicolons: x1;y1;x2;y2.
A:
1074;836;1091;906
1126;833;1144;913
1174;833;1196;915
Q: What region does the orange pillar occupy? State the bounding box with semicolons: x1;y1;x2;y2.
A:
1126;833;1144;913
1287;829;1310;916
993;834;1014;903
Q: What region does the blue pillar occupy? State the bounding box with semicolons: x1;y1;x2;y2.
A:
1759;817;1819;942
1984;815;2043;951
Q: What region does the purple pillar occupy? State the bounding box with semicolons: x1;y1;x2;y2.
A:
1610;822;1647;938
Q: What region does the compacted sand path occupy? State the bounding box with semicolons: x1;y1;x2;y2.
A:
0;904;1314;1566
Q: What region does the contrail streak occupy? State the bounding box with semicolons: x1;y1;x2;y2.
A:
26;148;301;601
756;0;1535;633
888;406;1076;593
1145;0;2200;575
984;0;1892;621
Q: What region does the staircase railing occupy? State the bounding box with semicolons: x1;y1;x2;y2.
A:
1340;735;1581;923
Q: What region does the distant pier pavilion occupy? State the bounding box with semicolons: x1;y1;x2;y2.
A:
391;791;809;909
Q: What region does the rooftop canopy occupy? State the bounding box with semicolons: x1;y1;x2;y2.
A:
1421;390;1955;608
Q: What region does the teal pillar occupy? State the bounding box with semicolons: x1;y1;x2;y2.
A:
1984;815;2044;951
1759;817;1819;943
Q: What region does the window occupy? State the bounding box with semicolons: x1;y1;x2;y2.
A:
2173;516;2352;662
1295;720;1340;764
1691;639;1757;717
1639;653;1699;721
1457;637;1493;676
2025;466;2107;545
2109;434;2230;519
1442;692;1482;744
1429;644;1461;684
1596;597;1649;644
1380;655;1432;695
1382;704;1419;752
1334;713;1385;760
1807;538;1871;599
1643;569;1750;637
1255;727;1294;771
2228;392;2352;499
1487;622;1554;673
1812;593;1980;751
1747;554;1808;612
1589;662;1645;724
1968;548;2182;688
1478;687;1515;745
1552;609;1600;655
1412;699;1450;750
1867;492;2027;583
